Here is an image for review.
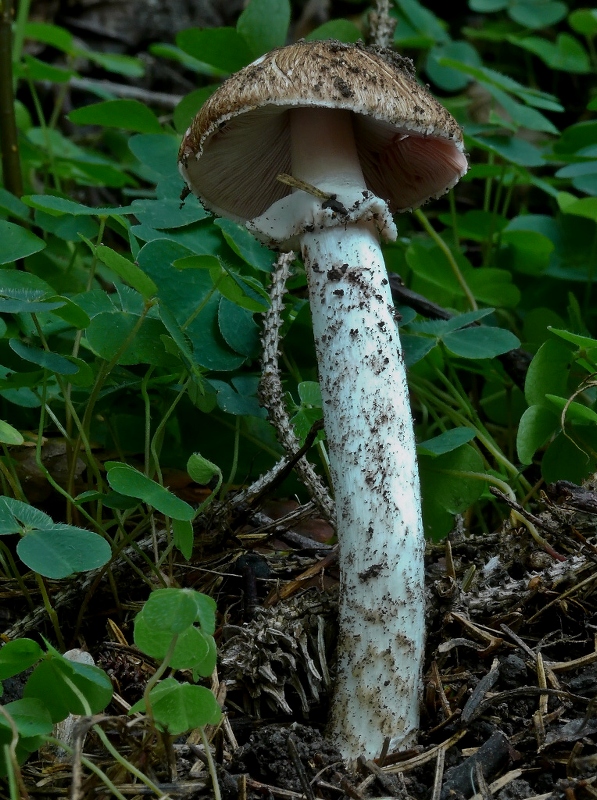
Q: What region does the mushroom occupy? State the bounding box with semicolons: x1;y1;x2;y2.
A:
178;39;467;761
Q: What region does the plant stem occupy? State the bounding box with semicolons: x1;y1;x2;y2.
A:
201;725;222;800
414;208;477;311
0;0;23;197
142;633;179;723
35;573;65;649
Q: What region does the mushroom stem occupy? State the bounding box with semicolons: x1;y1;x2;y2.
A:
290;108;425;760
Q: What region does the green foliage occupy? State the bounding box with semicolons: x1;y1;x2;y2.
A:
1;0;597;779
130;588;221;732
1;0;596;542
0;589;220;776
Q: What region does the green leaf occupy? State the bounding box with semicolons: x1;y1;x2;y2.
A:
138;240;246;371
541;430;596;483
548;327;597;350
9;339;79;375
419;445;485;539
173;519;194;560
106;464;195;521
23;22;74;52
524;338;573;406
395;0;449;43
0;640;43;680
22;194;135;217
130;678;221;734
187;453;221;485
24;652;113;723
17;526;112;578
0;497;53;531
69;100;163;133
427;41;482;91
215;219;275;272
128;134;181;177
192;594;217;636
218;299;260;357
174;86;219;134
140;589;199;635
514;34;590;73
569;8;597;36
96;245;157;299
298;381;322;407
176;28;252;73
417;428;476;456
517;404;559;464
469;0;507;10
133;616;211;670
131;199;208;230
83;50;145;78
499;229;554;275
561;197;597;221
237;0;291;57
305;19;362;42
0;698;52;739
50;296;91;329
545;394;597;426
85;312;176;367
508;0;567;28
0;221;45;264
0;420;24;445
467;132;544;167
443;327;520;359
19;54;75;84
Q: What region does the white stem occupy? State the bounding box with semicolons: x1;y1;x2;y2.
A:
291;108;425;760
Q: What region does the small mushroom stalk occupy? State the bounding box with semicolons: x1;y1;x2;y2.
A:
249;108;424;760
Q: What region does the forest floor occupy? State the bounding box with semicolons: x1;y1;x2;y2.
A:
3;476;597;800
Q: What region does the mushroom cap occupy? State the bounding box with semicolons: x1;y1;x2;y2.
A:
178;39;468;222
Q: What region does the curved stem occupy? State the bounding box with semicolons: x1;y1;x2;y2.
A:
414;208;477;311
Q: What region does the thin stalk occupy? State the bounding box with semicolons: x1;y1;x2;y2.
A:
148;374;189;482
66;302;153;506
0;705;28;800
483;152;494;213
448;189;460;249
0;0;23;197
46;737;128;800
35;573;65;649
0;444;25;499
220;415;240;499
142;633;179;722
10;0;30;66
414;209;477;311
434;365;531;492
141;367;155;476
452;470;563;558
59;672;170;798
35;379;109;538
200;726;222;800
0;540;34;609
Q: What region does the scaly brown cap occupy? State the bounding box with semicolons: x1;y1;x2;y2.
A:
178;39;467;221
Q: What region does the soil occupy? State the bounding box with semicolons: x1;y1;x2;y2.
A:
3;479;597;800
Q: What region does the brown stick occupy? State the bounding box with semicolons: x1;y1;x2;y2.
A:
0;0;23;197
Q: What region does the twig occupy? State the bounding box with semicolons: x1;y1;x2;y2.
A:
287;734;316;800
489;487;566;562
461;659;501;724
60;76;183;109
369;0;397;48
430;748;445;800
260;251;335;522
0;0;23;196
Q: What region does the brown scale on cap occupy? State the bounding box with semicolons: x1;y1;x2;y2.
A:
178;38;467;223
